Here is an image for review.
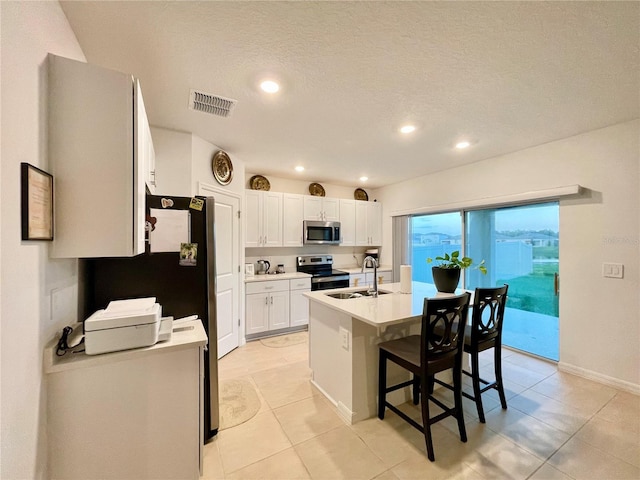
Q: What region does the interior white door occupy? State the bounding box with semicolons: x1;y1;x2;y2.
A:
200;185;240;358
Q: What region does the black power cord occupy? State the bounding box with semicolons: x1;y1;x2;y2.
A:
56;326;85;356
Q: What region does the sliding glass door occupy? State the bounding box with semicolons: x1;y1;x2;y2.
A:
465;202;559;360
410;212;462;284
408;202;559;361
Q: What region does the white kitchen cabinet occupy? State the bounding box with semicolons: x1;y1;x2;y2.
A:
290;278;311;327
245;291;270;334
48;54;152;258
45;319;206;480
139;95;157;194
355;201;382;246
304;195;340;221
349;273;366;288
245;190;283;247
245;279;290;334
349;270;393;287
283;193;304;246
339;199;356;246
376;270;393;285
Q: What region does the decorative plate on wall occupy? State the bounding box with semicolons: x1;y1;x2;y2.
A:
354;188;369;201
212;150;233;185
309;183;326;197
249;175;271;191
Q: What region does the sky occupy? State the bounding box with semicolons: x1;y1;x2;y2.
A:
412;202;559;236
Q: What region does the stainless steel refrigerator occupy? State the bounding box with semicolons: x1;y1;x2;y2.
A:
82;194;219;441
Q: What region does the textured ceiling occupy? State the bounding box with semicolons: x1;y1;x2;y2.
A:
60;1;639;189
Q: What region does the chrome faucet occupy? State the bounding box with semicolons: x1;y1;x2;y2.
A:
362;256;379;297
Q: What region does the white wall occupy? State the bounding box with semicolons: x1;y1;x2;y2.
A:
150;126;193;196
193;135;246;199
0;2;85;478
151;126;248;200
377;120;640;390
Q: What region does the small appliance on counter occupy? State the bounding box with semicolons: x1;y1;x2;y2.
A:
83;297;173;355
256;259;270;274
364;249;379;268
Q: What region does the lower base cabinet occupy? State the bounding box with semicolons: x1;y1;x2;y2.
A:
45;320;207;480
245;277;311;337
246;279;290;335
290;279;311;328
349;270;393;287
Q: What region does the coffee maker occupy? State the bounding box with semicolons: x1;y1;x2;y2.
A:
364;249;378;268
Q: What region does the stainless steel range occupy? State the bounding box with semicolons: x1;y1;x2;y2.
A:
296;255;350;291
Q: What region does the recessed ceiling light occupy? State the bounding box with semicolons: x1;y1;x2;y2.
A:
455;141;471;149
260;80;280;93
295;166;304;172
400;125;416;134
360;176;368;182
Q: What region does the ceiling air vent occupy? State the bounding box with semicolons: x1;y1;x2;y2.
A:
189;90;237;118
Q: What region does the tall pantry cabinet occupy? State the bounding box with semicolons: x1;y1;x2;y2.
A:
48;54;155;258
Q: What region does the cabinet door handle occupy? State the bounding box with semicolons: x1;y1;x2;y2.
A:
265;297;268;305
270;297;273;305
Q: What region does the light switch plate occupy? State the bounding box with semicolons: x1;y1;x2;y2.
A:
339;326;350;351
602;263;624;279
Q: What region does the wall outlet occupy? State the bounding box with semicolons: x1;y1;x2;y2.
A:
339;326;350;351
602;263;624;279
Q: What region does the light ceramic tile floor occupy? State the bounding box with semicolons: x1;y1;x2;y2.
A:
203;331;640;480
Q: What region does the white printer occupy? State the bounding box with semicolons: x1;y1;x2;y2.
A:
84;297;172;355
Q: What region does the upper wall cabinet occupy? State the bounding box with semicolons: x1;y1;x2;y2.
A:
283;193;304;247
244;190;381;248
339;199;356;247
48;54;154;258
245;190;283;248
138;95;157;194
355;201;382;246
303;196;340;222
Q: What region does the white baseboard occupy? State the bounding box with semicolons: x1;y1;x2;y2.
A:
337;401;355;424
310;379;356;424
558;362;640;395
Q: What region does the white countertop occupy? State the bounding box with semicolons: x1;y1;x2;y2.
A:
304;282;472;328
245;272;312;283
44;319;208;374
338;265;392;274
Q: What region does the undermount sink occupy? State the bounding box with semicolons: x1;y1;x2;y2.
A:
325;289;390;299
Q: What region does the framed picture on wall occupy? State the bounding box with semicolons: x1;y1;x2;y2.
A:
21;163;54;241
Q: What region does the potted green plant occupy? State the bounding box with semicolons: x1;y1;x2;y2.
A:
427;250;487;293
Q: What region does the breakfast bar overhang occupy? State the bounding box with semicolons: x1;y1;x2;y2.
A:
304;282;471;424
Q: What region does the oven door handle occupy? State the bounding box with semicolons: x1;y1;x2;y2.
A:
312;275;350;283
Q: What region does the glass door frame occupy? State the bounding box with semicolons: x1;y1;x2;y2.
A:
408;200;560;361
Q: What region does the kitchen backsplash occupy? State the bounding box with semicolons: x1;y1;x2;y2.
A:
246;246;373;273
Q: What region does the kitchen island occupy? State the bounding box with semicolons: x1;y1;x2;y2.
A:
304;282;470;424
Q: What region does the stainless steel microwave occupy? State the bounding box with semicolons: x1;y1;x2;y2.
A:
303;221;341;245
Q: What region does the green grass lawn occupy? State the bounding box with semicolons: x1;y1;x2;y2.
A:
497;262;559;316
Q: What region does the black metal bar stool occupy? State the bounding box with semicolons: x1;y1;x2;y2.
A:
377;293;471;461
433;285;509;423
